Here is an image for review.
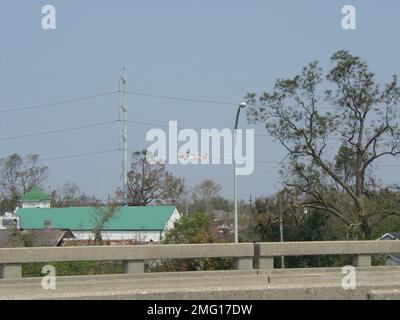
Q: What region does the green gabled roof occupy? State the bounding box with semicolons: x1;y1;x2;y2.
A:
16;206;176;231
20;187;51;202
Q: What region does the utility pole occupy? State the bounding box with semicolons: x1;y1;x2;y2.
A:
120;68;128;205
278;193;285;268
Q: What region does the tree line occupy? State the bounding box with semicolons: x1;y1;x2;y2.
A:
0;150;227;215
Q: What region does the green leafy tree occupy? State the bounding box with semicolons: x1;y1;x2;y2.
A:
164;212;215;244
249;190;351;267
154;212;232;271
285;210;351;268
247;50;400;239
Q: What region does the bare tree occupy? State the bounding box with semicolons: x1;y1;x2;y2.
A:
122;150;185;206
51;182;100;207
191;179;222;213
0;154;48;212
91;204;119;245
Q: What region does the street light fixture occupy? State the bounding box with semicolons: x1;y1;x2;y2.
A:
233;102;247;243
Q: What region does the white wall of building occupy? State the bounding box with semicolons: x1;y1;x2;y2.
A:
72;230;163;242
71;207;180;242
22;200;51;209
161;208;181;240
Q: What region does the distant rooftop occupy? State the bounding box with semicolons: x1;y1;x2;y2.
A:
0;229;74;248
378;232;400;262
379;232;400;241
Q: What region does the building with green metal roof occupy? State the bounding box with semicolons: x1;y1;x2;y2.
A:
11;188;181;243
15;206;180;242
20;187;52;209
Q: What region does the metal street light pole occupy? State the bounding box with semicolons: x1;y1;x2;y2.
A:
233;102;247;243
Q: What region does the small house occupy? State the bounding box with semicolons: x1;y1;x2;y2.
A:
377;232;400;266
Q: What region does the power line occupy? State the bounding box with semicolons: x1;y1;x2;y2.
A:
39;149;119;162
125;88;400;112
126;90;238;105
0;120;119;142
126;119;399;142
2;86;397;116
0;112;393;144
122;65;400;76
0;91;118;114
127;119;170;128
30;147;400;167
127;120;273;137
127;89;400;112
0;88;239;116
126;149;286;165
2;66;397;87
125;89;391;110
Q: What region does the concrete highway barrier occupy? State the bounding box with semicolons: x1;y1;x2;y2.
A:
254;240;400;268
0;243;254;278
1;241;399;280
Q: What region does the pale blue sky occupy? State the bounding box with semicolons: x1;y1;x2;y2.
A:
0;0;399;201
